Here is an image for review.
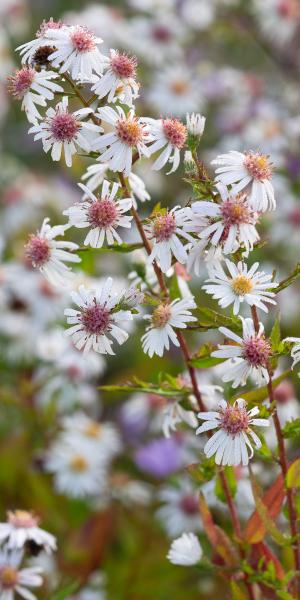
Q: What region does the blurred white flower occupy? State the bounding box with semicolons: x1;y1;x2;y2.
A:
167;533;202;566
0;511;56;554
156;478;201;537
0;549;43;599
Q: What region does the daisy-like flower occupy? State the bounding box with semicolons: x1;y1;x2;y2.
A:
61;412;122;460
28;96;102;167
145;207;194;273
7;67;63;125
0;549;43;600
187;189;260;274
196;398;269;466
64;277;134;355
45;25;105;80
93;106;150;176
15;18;64;65
283;337;300;369
25;218;80;287
162;400;198;438
63;180;133;248
212;150;275;212
203;260;278;315
141;297;197;358
167;533;202;566
0;511;56;554
212;317;271;388
142;117;187;174
156;478;201;537
45;439;106;498
186;112;206;138
91;49;139;107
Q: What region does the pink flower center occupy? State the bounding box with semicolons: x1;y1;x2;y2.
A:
87;197;118;229
81;303;111;335
110;52;137;79
163;118;187;148
180;494;199;515
244;153;272;181
25;235;50;268
277;0;299;18
220;404;249;435
242;336;271;367
153;212;177;242
116;117;144;146
8;67;35;98
152;304;172;328
0;567;19;589
49;111;80;142
221;196;252;227
8;510;39;528
70;27;96;52
151;25;171;42
37;18;62;37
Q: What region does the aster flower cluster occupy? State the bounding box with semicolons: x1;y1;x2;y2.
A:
8;11;300;597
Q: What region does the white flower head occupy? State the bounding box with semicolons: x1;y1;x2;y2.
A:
64;277;134;355
196;398;269;466
186;112;206;138
203;259;278;315
0;511;56;554
93;106;150;176
187;188;260;274
141;297;197;358
212;317;271;388
81;163;150;205
45;25;105;80
284;337;300;370
167;533;202;566
142;117;187;174
15;18;65;65
25;218;80;287
157;478;201;537
212;150;275;212
92;49;139;107
29;96;103;167
162;401;198;438
145;207;194;273
64;180;133;248
8;66;63;124
61;412;122;461
0;549;43;600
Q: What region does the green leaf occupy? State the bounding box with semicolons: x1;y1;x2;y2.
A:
215;467;237;503
99;375;191;398
187;458;216;484
286;458;300;488
77;242;143;253
230;581;248;600
276;263;300;293
169;273;182;302
270;314;282;352
276;592;295;600
282;418;300;439
50;581;79;600
193;306;242;332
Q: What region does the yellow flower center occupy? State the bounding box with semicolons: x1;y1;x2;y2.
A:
70;455;88;472
84;422;101;438
231;274;253;296
152;304;172;328
0;567;19;588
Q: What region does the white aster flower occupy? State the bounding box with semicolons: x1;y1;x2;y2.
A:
196;398;269;466
8;66;63;124
29;96;102;167
157;478;201;537
45;439;105;498
212;317;271;388
64;277;134;355
64;180;132;248
162;401;198;438
91;49;139;107
142;117;187;174
203;259;278;315
0;549;43;600
145;207;194;273
167;533;202;566
186;112;206;138
0;511;56;554
15;18;65;65
93;106;150;176
45;25;105;80
284;337;300;370
187;189;260;274
81;163;150;205
61;412;121;460
25;218;80;287
142;297;197;358
212;150;275;212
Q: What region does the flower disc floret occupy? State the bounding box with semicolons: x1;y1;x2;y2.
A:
231;274;254;295
8;67;35;98
244;152;272;181
220;404;249;435
87;197;118;229
153;212;177;242
25;235;51;268
70;27;96;52
111;52;137;78
49;111;80;142
242;336;271;367
80;303;111;336
162;118;187;149
152;304;172;328
116;117;144;146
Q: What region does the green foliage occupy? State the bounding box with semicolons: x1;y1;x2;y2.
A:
286;458;300;488
215;467;237;503
99;373;191;398
232;370;291;406
77;242;143;253
190;342;225;368
193;306;242;332
49;581;79;600
187;457;216;484
282;418;300;439
276;263;300;293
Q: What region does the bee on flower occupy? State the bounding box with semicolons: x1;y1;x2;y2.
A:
0;511;56;554
196;398;269;466
15;18;64;65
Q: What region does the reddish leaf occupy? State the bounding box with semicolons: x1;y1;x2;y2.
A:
199;493;239;567
252;542;285;580
244;473;285;544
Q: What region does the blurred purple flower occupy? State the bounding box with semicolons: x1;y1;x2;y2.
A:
135;436;184;478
